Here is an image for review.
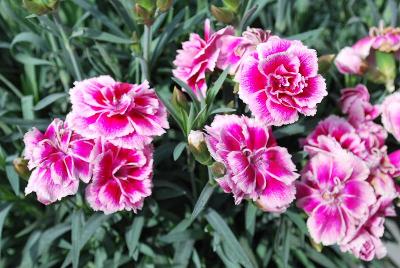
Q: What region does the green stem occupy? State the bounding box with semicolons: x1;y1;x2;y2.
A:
142;24;152;81
53;14;82;81
187;148;198;199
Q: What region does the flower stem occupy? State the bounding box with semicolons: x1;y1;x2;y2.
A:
142;24;152;81
53;13;82;81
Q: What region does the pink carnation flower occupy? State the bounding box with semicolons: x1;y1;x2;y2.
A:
24;119;95;205
335;26;400;75
217;27;270;77
339;196;395;261
296;150;376;245
302;115;368;161
334;47;367;75
173;19;234;97
340;84;380;126
239;36;327;126
381;92;400;142
86;140;153;214
205;115;299;212
67;76;169;149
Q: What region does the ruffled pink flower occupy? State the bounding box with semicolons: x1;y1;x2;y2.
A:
334;47;367;75
381;92;400;142
340;84;380;126
335;26;400;75
24;119;95;205
67;76;169;149
239;36;327;126
173;19;234;97
86;140;153;214
302;115;368;161
205;115;299;212
339;196;395;261
296;149;376;245
217;27;270;77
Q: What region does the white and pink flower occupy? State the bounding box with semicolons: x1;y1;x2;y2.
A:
205;115;299;212
340;84;380;126
67;76;169;149
217;27;270;78
86;140;153;214
173;19;234;97
238;36;327;126
381;92;400;142
24;119;95;205
296;149;376;245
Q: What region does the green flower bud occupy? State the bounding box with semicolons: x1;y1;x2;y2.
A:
13;158;30;180
222;0;241;12
211;5;235;24
172;86;189;112
211;162;226;178
157;0;173;13
366;51;396;92
23;0;59;16
134;4;154;26
318;54;335;74
188;130;212;165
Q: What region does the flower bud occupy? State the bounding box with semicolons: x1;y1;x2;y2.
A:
157;0;173;13
318;54;335;73
188;130;212;165
13;158;30;180
172;86;189;112
23;0;59;16
222;0;241;12
211;162;226;178
211;5;235;24
134;4;154;26
366;51;396;92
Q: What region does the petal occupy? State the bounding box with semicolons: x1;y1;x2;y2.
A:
257;177;296;213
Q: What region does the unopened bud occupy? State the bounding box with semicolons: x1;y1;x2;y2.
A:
13;158;30;180
211;162;226;178
310;237;323;252
318;54;335;73
23;0;59;16
211;5;235;24
188;130;212;165
172;87;189;111
223;0;241;12
134;4;154;26
157;0;173;12
366;51;396;92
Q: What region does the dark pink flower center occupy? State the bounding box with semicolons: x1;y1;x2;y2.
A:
321;177;343;203
267;67;307;96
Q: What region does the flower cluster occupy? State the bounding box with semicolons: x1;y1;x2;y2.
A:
24;76;169;214
297;83;399;261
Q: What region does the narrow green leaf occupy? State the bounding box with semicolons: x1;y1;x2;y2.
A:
5;165;19;195
286;211;307;234
245;202;257;240
205;209;255;268
211;107;236;114
38;223;70;256
206;68;229;108
71;211;83;268
34;93;67;111
286;28;323;41
125;216;145;258
191;183;215;221
0;204;12;257
21;95;34;120
173;142;186;161
14;53;53;66
71;28;133;44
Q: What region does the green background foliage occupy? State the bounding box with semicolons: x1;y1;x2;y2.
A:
0;0;399;267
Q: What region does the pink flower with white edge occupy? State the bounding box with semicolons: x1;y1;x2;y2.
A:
67;76;169;149
340;84;380;127
239;36;327;126
339;196;395;261
381;92;400;142
173;19;234;98
302;115;368;161
334;47;367;75
24;119;95;205
86;140;153;214
205;115;299;212
296;149;376;245
217;27;270;78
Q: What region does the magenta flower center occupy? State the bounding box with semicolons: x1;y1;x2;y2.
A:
267;65;307;96
321;177;343;203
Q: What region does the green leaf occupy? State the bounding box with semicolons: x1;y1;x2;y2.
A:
71;211;83;268
211;107;236;114
38;223;70;256
245;202;257;240
173;142;186;161
21;95;34;120
0;204;12;257
286;210;308;234
14;53;53;66
191;183;215;221
5;165;19;195
33;93;67;111
125;215;145;259
71;28;133;44
205;209;255;268
205;67;229;109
